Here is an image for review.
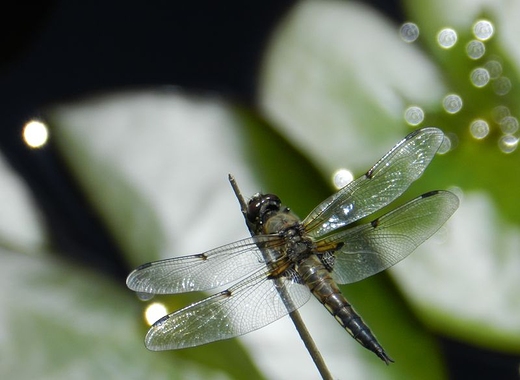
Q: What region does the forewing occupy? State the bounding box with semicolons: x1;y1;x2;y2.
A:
126;235;282;295
145;268;311;350
316;190;459;284
303;127;445;238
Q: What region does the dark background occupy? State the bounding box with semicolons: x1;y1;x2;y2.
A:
1;1;518;378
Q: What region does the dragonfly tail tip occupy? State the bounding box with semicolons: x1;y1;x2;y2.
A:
380;352;395;365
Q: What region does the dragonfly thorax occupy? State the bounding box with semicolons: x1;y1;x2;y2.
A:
248;193;312;260
263;209;302;235
264;208;314;264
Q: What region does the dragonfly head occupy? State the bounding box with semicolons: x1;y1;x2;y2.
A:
246;193;282;226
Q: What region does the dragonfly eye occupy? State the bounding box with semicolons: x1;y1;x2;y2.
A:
246;193;282;224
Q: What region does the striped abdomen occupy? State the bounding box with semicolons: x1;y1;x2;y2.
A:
297;254;393;364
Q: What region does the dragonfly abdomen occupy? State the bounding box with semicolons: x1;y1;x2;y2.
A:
297;254;394;364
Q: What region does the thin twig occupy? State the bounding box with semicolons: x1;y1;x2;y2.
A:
286;306;334;380
228;174;334;380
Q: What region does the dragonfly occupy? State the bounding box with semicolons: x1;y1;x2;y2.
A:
126;127;459;364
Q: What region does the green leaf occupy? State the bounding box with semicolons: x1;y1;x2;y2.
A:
259;0;446;175
0;153;47;254
0;250;230;380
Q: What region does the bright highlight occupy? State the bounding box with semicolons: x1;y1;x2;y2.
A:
332;169;353;189
145;302;168;326
23;120;49;148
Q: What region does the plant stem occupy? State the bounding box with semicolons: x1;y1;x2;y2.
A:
228;174;334;380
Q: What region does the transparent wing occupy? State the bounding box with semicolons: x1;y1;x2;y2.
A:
126;235;283;295
316;190;459;284
145;268;311;350
303;127;445;239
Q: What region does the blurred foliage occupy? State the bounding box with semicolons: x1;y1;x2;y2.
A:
2;0;520;379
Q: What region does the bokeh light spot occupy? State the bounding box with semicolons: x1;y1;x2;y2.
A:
443;94;463;114
493;77;512;95
332;169;353;189
484;60;502;79
498;135;518;154
469;119;489;139
22;120;49;148
499;116;519;134
437;28;457;48
145;302;168;326
400;22;420;43
404;106;425;126
473;20;494;41
466;40;485;59
470;68;490;87
492;106;510;123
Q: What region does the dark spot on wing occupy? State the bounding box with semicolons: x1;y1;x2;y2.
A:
154;314;170;326
371;218;380;228
136;262;153;270
421;190;440;198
